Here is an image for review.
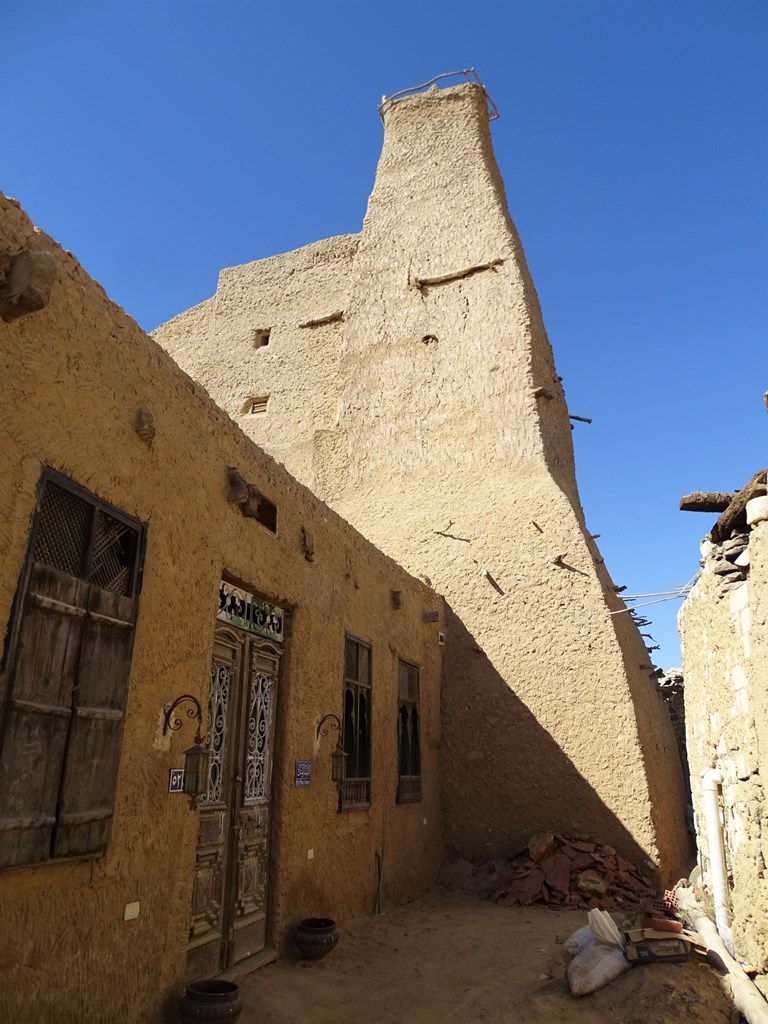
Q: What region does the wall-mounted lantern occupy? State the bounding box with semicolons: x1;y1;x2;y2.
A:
163;694;211;809
316;713;347;786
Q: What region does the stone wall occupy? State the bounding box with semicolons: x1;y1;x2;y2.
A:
0;194;444;1023
655;669;691;819
155;82;692;882
679;492;768;971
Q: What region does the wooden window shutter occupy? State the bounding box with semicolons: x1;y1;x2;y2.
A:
0;566;87;867
0;473;142;868
52;584;136;858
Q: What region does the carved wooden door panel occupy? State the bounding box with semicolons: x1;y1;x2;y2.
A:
230;641;279;963
186;625;279;980
186;628;240;980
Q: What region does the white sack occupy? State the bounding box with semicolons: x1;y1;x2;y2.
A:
587;908;624;949
567;942;631;996
561;925;595;964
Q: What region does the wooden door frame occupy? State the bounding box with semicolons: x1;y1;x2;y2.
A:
187;618;282;978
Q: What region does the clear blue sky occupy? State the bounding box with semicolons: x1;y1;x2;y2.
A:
4;1;766;668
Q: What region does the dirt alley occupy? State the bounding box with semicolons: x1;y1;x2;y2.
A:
237;890;736;1024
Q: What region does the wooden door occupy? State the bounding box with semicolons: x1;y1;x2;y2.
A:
230;639;278;963
186;625;279;980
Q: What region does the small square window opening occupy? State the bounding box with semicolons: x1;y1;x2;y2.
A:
246;396;269;416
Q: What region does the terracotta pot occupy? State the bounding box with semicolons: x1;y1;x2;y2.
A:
294;917;339;962
178;980;242;1023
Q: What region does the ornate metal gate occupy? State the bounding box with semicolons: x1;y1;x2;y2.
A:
186;622;280;979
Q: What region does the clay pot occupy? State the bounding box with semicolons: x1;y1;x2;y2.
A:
178;980;242;1023
294;917;339;962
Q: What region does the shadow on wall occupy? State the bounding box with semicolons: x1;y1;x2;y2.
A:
440;607;692;881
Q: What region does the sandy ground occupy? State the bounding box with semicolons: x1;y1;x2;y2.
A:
237;890;737;1024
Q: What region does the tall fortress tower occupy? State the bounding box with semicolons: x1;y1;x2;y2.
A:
155;78;690;879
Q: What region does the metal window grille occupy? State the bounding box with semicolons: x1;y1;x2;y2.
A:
90;511;137;595
397;660;421;804
341;636;371;810
33;482;91;578
32;476;141;596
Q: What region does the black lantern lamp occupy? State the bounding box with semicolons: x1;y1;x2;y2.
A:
317;713;347;786
163;694;212;809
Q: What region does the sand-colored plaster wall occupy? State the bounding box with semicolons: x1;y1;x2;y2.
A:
679;516;768;971
155;83;691;882
339;87;689;878
0;195;443;1023
154;234;358;485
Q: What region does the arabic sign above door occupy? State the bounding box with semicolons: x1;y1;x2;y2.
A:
217;580;284;644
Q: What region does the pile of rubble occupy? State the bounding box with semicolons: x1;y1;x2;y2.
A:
490;832;657;910
439;832;658;911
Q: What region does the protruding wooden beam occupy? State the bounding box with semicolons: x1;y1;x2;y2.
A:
298;309;344;328
410;258;503;290
711;470;767;542
679;491;735;513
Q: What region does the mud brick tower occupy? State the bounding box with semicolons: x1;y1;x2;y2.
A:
155;77;691;879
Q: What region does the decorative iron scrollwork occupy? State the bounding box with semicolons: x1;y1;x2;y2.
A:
316;713;341;739
244;672;273;802
203;663;230;804
163;694;204;744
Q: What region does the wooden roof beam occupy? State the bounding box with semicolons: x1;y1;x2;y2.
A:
711;470;767;542
679;492;735;513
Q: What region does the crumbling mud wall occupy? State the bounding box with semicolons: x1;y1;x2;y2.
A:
679;488;768;972
0;194;443;1023
155;82;692;882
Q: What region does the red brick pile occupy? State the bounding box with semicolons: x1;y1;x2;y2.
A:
491;832;657;910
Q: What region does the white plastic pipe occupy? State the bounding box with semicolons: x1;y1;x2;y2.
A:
700;767;734;953
676;886;768;1024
